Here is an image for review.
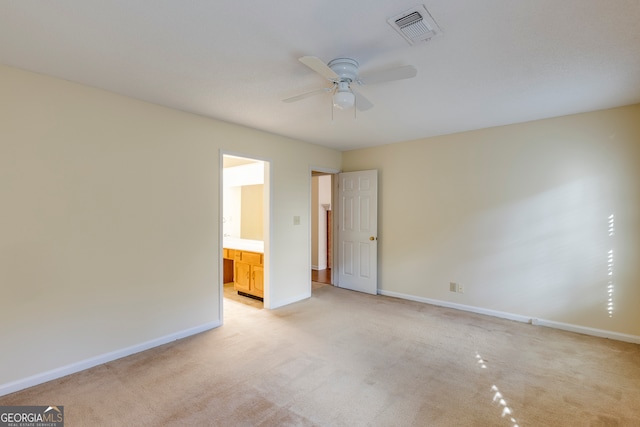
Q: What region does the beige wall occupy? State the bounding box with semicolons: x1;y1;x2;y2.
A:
343;104;640;337
0;65;341;388
240;184;263;240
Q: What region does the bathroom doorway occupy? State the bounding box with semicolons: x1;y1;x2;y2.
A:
221;154;270;315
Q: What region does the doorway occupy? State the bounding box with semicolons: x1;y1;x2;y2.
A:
311;169;379;295
221;154;270;315
311;171;334;285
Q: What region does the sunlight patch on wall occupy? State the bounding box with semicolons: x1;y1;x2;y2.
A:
607;214;615;318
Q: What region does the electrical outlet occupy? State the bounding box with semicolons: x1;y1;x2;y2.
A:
458;284;464;294
449;282;457;292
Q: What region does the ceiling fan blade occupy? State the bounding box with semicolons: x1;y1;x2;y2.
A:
358;65;417;85
282;87;332;103
299;56;339;81
353;88;374;111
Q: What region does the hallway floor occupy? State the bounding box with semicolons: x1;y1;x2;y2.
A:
311;268;331;284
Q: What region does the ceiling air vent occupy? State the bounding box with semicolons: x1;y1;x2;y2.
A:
388;5;441;45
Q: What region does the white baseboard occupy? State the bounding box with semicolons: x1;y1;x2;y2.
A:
532;318;640;344
378;290;640;345
0;321;221;397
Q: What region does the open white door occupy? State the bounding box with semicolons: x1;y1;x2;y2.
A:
337;170;378;295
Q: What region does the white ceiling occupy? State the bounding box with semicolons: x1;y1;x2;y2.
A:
2;1;639;151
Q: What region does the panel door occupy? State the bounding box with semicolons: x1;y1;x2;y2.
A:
337;170;378;295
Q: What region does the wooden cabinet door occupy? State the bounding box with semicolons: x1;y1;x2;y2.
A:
235;261;251;293
252;265;264;297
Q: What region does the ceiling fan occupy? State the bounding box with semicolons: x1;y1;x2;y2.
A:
283;56;417;111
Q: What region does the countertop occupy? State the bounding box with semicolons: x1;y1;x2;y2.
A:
223;237;264;253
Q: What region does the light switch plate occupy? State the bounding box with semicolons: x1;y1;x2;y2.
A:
293;216;300;225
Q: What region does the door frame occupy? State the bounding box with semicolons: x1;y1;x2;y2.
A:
310;166;340;288
220;150;272;322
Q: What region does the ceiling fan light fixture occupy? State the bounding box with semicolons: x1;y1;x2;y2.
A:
333;82;355;109
333;91;355;109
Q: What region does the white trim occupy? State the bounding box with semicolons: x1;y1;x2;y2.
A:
0;321;220;397
378;290;640;344
532;318;640;344
378;290;530;323
219;151;225;325
263;160;272;310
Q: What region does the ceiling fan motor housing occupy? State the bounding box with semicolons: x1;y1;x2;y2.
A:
328;58;359;82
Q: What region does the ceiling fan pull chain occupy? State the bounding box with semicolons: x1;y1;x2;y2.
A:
331;97;334;122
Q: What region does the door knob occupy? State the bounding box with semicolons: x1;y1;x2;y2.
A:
370;236;377;241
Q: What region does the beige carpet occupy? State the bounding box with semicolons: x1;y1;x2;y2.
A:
1;283;639;426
